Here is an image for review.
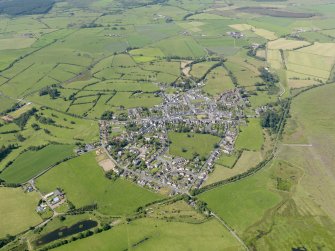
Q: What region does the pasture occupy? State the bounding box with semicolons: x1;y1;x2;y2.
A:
168;132;220;160
235;118;264;151
203;66;234;96
214;152;240;168
0;187;42;238
198;163;282;234
0;144;74;184
36;152;163;215
204;151;262;186
53;218;243;251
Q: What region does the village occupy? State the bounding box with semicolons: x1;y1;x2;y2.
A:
99;86;246;195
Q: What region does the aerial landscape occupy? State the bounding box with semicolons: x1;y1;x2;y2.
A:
0;0;335;250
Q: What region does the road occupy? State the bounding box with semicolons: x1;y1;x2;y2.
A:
211;212;249;251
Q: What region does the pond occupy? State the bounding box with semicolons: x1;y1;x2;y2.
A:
35;220;98;246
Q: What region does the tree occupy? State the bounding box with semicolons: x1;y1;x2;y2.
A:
31;123;40;131
261;111;280;131
101;111;114;120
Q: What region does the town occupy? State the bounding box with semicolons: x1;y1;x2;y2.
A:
99;85;246;195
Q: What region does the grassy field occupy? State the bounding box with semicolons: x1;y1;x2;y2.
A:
0;37;36;50
0;95;16;113
203;151;262;186
200;84;335;249
0;187;42;238
214;152;240;168
168;132;220;160
53;218;243;251
190;61;217;79
0;0;334;249
36;152;163;215
108;92;162;109
199;164;282;233
235;118;264;151
282;84;335;220
0;144;74;184
203;66;234;96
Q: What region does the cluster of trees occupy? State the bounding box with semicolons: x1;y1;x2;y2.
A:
35;114;55;125
80;23;103;28
13;108;37;130
68;204;97;215
259;67;279;84
105;170;122;181
39;86;60;99
100;111;114;120
0;235;15;249
260;110;281;131
109;139;129;154
0;144;16;162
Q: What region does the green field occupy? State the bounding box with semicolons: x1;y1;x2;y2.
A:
203;66;235;96
203;151;262;186
168;132;220;160
36;152;163;215
214;152;240;168
54;218;243;251
198;164;282;233
0;187;42;238
0;144;74;184
200;84;335;249
235;118;264;151
0;0;334;249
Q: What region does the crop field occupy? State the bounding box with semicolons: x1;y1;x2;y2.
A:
235;118;264;151
0;144;74;184
36;152;163;215
54;218;243;251
168;132;220;160
0;187;42;238
267;38;310;50
267;41;335;86
229;24;277;40
285;50;334;80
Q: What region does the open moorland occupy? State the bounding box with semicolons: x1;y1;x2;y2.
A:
0;0;335;250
